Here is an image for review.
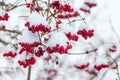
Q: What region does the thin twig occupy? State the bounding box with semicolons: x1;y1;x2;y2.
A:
68;48;97;55
0;38;9;45
27;65;32;80
0;28;22;35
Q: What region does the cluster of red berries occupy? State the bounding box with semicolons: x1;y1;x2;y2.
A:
25;22;51;33
57;11;79;19
19;42;40;54
94;64;109;71
109;45;117;53
35;47;45;57
50;1;61;9
59;4;74;12
50;1;74;13
77;29;94;40
19;42;40;47
0;13;9;21
75;63;109;71
18;57;36;68
80;2;97;13
75;63;89;70
84;2;97;8
46;43;72;54
18;42;46;68
65;32;78;41
3;51;17;58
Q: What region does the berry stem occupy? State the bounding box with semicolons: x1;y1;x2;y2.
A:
68;48;97;55
27;65;32;80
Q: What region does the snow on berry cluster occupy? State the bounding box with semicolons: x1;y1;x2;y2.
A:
2;0;96;68
18;57;36;68
19;42;40;54
50;1;79;19
2;45;17;58
75;56;110;75
50;0;97;19
46;31;72;54
25;13;51;34
17;17;94;68
18;41;45;68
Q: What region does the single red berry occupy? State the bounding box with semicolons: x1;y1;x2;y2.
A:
26;3;31;8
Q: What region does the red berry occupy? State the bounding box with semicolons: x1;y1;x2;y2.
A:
26;3;31;8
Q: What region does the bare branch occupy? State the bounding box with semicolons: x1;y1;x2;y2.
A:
0;28;22;35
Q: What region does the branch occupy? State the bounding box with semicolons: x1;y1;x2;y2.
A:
0;28;22;35
68;48;97;55
27;65;32;80
107;54;120;80
0;38;9;45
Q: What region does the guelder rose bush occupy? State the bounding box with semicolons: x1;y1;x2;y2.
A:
0;0;120;80
18;0;94;68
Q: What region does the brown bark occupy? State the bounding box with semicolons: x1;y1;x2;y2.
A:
27;65;32;80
